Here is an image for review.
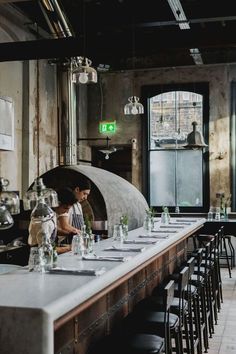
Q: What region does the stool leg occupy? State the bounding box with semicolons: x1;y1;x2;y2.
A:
222;236;232;278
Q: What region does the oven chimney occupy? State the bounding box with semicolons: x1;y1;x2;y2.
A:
38;0;78;165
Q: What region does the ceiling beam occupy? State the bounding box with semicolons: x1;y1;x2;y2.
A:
137;16;236;28
0;0;31;2
0;26;236;63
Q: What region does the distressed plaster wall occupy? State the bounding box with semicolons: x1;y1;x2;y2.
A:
0;5;58;197
88;64;235;206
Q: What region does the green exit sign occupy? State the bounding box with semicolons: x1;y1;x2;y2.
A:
99;121;117;133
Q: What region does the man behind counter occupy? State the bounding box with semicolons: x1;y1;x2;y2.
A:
56;176;91;243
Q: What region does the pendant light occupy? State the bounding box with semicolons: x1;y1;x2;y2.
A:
124;14;144;116
72;0;97;85
23;177;58;212
72;56;97;84
184;121;208;149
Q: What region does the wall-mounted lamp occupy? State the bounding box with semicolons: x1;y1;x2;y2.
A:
78;136;116;160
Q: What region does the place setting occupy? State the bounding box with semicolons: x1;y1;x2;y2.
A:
82;254;128;262
48;267;106;276
139;234;169;239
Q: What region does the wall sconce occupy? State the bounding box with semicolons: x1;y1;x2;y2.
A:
78;136;117;160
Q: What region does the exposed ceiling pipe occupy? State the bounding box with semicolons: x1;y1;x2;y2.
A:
38;0;78;165
38;0;73;38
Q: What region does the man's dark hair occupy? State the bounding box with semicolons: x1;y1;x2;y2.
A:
69;174;91;191
57;187;77;205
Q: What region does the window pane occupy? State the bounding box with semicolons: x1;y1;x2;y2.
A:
150;150;203;207
149;91;203;150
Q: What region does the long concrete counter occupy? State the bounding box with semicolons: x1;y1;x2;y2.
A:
0;217;205;354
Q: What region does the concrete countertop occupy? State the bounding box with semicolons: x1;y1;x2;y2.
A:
0;217;205;354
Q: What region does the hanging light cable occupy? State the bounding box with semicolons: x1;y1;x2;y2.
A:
124;14;144;116
72;0;97;84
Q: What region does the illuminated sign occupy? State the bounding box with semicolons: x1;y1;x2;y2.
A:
99;121;116;133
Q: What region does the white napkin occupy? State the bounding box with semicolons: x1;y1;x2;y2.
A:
159;225;184;229
104;246;145;252
152;230;177;233
139;235;169;239
48;267;106;276
124;239;158;244
175;219;197;222
169;222;191;225
82;255;126;262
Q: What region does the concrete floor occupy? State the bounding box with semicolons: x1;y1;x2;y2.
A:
207;267;236;354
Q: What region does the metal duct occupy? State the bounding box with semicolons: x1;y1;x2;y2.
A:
38;0;73;38
38;0;78;165
58;62;77;165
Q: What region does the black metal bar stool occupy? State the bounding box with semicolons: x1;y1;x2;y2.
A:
121;280;177;354
219;226;234;277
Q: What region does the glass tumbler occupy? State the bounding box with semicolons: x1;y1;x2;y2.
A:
207;207;213;221
112;224;124;246
71;234;84;259
143;216;152;235
215;207;221;221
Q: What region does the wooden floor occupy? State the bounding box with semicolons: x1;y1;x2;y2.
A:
207;267;236;354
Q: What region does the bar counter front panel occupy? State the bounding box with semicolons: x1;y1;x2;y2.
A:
0;218;205;354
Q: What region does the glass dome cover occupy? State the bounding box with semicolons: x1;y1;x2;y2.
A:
23;178;59;211
0;204;14;230
0;177;20;215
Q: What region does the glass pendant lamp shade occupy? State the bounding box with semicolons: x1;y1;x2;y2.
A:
124;96;144;115
0;177;20;215
0;204;14;230
72;57;97;84
30;200;55;223
23;177;59;210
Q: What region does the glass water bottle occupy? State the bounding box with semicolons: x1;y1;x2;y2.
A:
38;232;53;272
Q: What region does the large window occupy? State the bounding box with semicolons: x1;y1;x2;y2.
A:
142;83;209;212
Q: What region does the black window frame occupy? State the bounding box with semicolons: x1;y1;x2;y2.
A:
141;82;210;213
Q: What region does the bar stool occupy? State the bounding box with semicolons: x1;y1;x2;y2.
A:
223;234;235;268
88;332;165;354
166;256;203;354
121;280;178;354
189;247;210;352
219;226;233;277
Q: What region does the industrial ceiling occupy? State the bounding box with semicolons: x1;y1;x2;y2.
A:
1;0;236;71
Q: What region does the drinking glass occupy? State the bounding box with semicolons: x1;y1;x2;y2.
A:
161;212;169;225
215;207;221;221
112;224;124;246
143;215;152;235
207;207;213;221
71;234;84;259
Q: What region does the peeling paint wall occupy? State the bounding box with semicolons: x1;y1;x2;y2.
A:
88;65;235;206
0;5;58;197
